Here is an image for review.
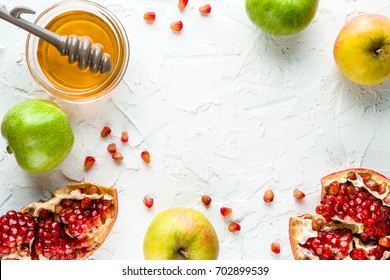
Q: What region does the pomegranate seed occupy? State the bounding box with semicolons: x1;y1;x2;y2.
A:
347;172;357;180
350;248;367;260
100;126;111;137
170;21;183;32
81;198;92;209
121;131;129;143
141;151;151;164
293;188;306;200
178;0;188;11
84;156;96;170
201;195;212;207
199;4;211;14
228;222;241;232
220;207;232;217
271;242;280;254
112;152;124;162
38;209;52;220
143;196;154;209
143;12;156;22
379;237;390;248
263;190;274;203
107;143;117;153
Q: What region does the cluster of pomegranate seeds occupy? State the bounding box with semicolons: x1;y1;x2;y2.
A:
301;228;353;260
178;0;188;11
271;242;281;254
141;151;151;164
30;197;114;260
199;4;212;15
31;216;77;260
143;196;154;209
293;188;305;200
315;177;390;241
143;12;156;22
220;207;232;217
228;222;241;232
85;127;139;169
84;156;96;170
201;195;212;207
0;211;36;258
100;126;111;138
170;21;183;32
144;1;212;33
263;190;274;203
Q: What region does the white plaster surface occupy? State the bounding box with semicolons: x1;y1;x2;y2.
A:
0;0;389;260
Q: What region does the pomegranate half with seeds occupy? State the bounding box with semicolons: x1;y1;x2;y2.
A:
289;169;390;260
0;183;118;260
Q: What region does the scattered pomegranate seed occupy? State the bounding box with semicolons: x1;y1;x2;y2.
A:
143;12;156;22
107;143;117;154
178;0;188;11
170;21;183;32
84;156;95;170
271;242;281;254
293;188;306;200
143;196;154;208
201;195;212;207
112;152;124;162
228;222;241;232
263;190;274;203
141;151;151;164
121;131;129;143
220;207;232;217
199;4;211;15
100;126;111;137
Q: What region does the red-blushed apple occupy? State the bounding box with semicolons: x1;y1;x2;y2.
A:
143;208;219;260
333;14;390;86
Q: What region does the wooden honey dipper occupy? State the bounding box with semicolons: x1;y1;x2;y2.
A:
0;6;113;74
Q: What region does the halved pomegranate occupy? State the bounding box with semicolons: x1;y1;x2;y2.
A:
0;183;118;260
289;168;390;260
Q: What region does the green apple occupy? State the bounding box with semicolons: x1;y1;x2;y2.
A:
333;14;390;86
245;0;319;35
143;208;219;260
1;99;74;173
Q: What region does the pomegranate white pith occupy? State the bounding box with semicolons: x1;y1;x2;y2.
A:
0;183;118;260
290;169;390;260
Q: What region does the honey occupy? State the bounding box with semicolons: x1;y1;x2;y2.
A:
38;11;122;95
26;1;129;102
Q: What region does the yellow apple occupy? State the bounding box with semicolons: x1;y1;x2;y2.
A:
143;208;219;260
333;14;390;86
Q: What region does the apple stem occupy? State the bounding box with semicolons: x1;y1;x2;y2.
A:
179;249;191;259
375;48;384;55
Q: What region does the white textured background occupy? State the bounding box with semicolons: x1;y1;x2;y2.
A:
0;0;389;260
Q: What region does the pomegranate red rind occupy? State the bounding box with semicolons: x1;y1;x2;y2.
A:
1;183;118;260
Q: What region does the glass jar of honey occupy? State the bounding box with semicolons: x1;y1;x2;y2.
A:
26;0;129;102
